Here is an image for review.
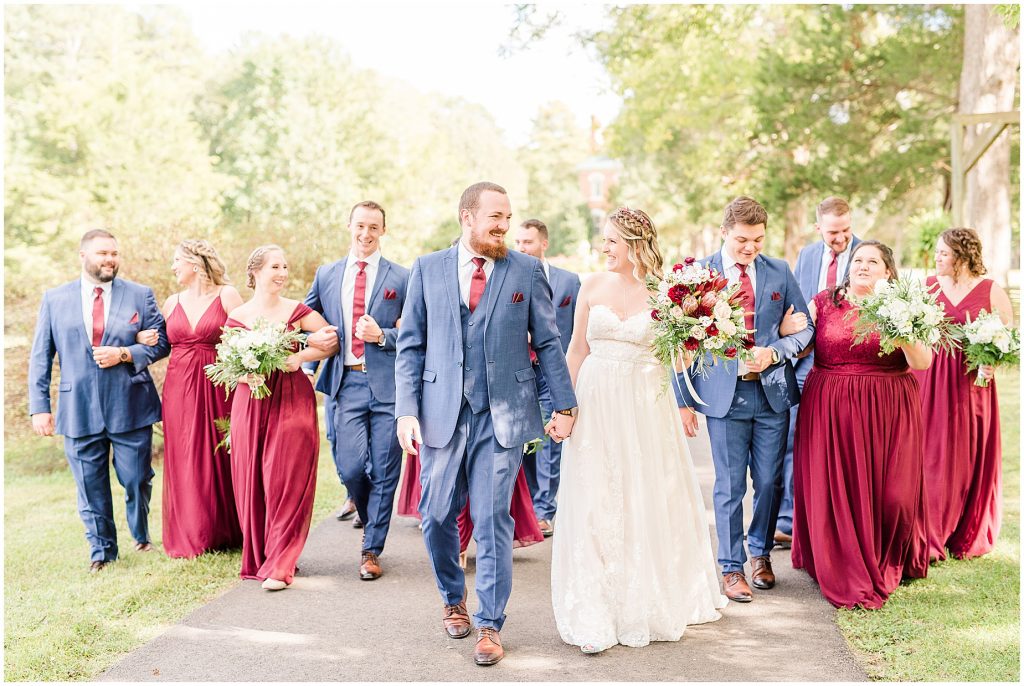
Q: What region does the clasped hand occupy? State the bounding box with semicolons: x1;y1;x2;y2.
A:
544;413;576;443
305;325;341;353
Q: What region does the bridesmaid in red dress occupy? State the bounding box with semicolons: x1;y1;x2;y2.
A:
225;244;338;590
912;228;1014;561
397;453;544;566
144;240;244;558
791;241;932;609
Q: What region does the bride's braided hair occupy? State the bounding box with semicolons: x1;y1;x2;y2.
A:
607;206;664;280
178;239;230;286
246;244;284;289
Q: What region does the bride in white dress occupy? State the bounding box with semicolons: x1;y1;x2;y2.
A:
549;207;727;654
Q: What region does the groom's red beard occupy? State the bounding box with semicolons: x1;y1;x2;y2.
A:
469;235;508;260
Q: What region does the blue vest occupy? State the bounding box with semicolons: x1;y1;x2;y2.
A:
461;302;489;413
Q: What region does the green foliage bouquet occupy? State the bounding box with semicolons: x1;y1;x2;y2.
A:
205;319;306;400
957;310;1020;387
647;257;755;376
848;277;958;356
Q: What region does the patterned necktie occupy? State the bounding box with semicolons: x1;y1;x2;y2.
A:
351;261;367;358
737;263;755;338
468;257;486;313
826;249;839;289
91;286;105;347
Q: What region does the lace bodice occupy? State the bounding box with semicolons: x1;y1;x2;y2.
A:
586;305;658;365
812;291;908;375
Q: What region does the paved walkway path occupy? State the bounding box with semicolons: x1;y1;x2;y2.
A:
101;432;866;681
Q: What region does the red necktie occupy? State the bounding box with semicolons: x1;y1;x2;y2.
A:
468;257;486;313
737;264;755;338
91;286;105;347
825;250;839;289
351;261;367;358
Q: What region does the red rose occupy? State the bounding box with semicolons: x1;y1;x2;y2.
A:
695;304;712;318
742;337;755;350
667;284;686;304
651;309;661;321
706;323;719;337
672;263;684;272
684;337;700;351
684;256;696;265
724;346;738;358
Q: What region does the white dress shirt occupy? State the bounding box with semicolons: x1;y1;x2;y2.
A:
341;250;381;365
457;240;495;309
816;242;852;293
542;259;551;283
81;276;112;343
720;247;757;375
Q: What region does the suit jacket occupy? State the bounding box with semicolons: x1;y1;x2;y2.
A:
792;235;863;302
547;264;581;353
395;248;577;449
303;256;409;404
29;278;169;438
674;252;814;419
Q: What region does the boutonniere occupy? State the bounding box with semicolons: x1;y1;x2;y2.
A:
771;292;782;301
383;288;397;300
511;292;525;304
559;295;572;307
129;312;139;324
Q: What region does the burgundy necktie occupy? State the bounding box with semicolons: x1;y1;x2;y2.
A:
468;257;486;313
826;250;839;289
737;264;755;337
91;286;105;347
351;261;367;358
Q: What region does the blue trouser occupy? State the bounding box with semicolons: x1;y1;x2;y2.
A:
332;370;402;555
419;401;520;630
523;364;561;520
705;380;788;574
64;426;154;562
324;394;352;496
776;353;813;536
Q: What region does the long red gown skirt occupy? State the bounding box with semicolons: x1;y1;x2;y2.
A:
161;297;242;558
226;304;318;584
912;278;1002;560
791;291;929;609
397;453;543;549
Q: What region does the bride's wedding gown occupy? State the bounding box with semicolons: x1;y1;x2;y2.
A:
551;304;727;651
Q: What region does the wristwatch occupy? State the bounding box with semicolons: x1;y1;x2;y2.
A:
770;347;780;364
377;333;386;348
554;407;578;418
118;347;130;363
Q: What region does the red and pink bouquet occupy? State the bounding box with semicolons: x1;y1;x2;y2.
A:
647;257;754;382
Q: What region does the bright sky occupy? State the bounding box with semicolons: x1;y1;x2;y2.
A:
178;2;622;146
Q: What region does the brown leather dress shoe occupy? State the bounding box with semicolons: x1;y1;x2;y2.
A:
359;551;382;580
353;513;364;529
773;531;793;548
723;571;753;602
474;627;504;666
89;560;107;573
442;599;472;639
134;542;153;552
751;555;776;590
336;498;357;521
537;519;554;538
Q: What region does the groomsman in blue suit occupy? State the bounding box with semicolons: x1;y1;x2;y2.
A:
675;197;814;603
774;196;861;546
29;229;170;571
305;201;408;581
514;218;581;537
396;182;577;666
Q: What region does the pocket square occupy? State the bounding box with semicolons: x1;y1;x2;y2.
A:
559;295;572;307
511;292;525;304
771;292;782;301
129;312;139;324
383;288;397;300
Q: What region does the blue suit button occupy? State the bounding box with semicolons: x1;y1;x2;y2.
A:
468;322;474;326
466;367;472;372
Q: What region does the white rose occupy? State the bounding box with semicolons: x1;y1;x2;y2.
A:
689;325;707;340
241;352;260;370
993;331;1012;354
718;320;737;337
713;300;733;320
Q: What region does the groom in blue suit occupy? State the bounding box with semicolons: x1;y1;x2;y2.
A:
775;196;861;545
29;229;169;571
514;218;581;536
304;201;409;581
396;182;577;666
675;197;813;603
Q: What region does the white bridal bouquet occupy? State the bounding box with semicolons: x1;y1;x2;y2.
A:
957;310;1020;387
848;277;957;355
205;319;306;399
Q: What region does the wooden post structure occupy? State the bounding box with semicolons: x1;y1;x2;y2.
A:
950;111;1019;225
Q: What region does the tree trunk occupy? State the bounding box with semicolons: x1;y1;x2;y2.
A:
959;5;1019;286
782;197;809;267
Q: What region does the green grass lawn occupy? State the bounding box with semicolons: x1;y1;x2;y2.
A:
3;412;343;682
836;367;1021;682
